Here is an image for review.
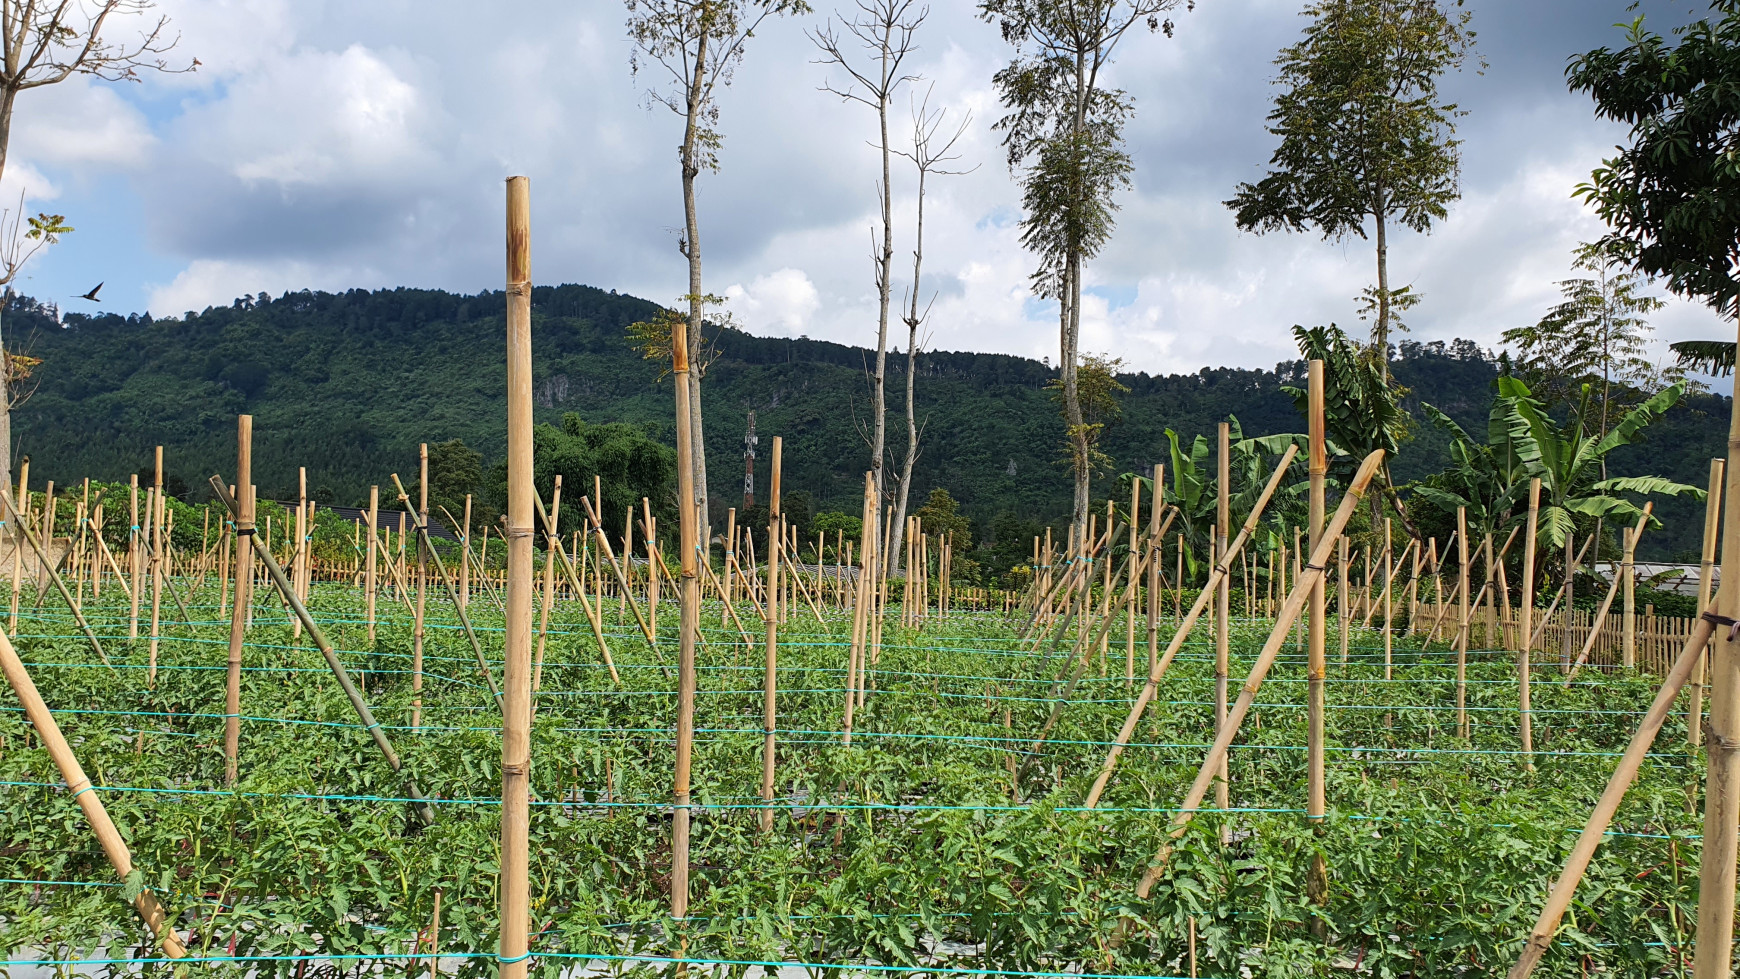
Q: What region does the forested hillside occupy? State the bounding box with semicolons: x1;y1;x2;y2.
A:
6;285;1723;560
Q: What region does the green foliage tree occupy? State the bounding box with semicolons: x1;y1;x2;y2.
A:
625;0;809;527
1045;352;1128;482
1227;0;1476;380
1415;376;1703;552
980;0;1187;537
1571;3;1740;380
1501;241;1677;431
493;413;676;550
915;486;973;551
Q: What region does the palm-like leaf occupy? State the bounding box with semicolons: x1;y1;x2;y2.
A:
1669;339;1735;377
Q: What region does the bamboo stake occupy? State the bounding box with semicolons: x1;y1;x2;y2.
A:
208;478;436;825
1133;450;1385;897
414;446;428;727
224;418;252;785
1305;361;1328;911
1519;477;1540;771
668;193;705;934
0;630;188;957
1691;459;1724;749
1214;421;1231;824
10;460;26;636
1147;464;1163;680
1566;504;1655;681
461;494;472;612
1081;445;1300;809
1457;508;1470;738
1622;524;1638;670
499;176;534;979
1508;600;1716;978
367;487;379;644
533;476;562;693
1338;536;1349;668
150;451;164;685
761;437;782;831
843;473;875;743
389;475;506;707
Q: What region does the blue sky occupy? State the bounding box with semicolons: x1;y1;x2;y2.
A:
8;0;1730;377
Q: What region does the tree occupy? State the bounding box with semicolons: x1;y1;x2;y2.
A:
813;0;924;567
1227;0;1476;381
492;413;677;549
0;0;188;498
1415;376;1703;553
1148;418;1304;581
889;88;972;571
416;438;485;534
980;0;1187;539
914;486;972;550
626;0;808;531
1045;352;1128;482
1501;241;1677;432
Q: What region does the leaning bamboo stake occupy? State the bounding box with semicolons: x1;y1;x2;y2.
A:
388;475;506;708
10;460;27;636
1507;599;1717;979
0;629;188;958
499;176;534;979
224;417;253;785
761;436;783;832
1081;444;1300;809
579;495;661;654
1566;504;1655;681
1519;477;1540;772
1146;464;1164;679
1622;524;1638;670
208;478;436;825
532;476;562;694
1132;450;1385;897
842;473;876;743
1691;459;1724;750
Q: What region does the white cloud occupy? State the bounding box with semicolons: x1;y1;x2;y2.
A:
724;268;822;334
146;256;384;315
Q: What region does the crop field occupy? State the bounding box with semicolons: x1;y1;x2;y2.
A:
0;580;1707;978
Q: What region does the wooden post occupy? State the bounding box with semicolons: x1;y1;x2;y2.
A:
414;445;428;727
1457;507;1470;738
1338;536;1349;668
498;175;533;979
1382;518;1392;680
1147;463;1163;680
1305;360;1327;911
0;630;187;957
668;179;705;934
1519;477;1540;771
149;450;164;685
367;486;379;644
1622;525;1638;670
1215;421;1231;827
1126;475;1140;684
10;460;26;636
1561;533;1576;672
1693;308;1740;979
1692;458;1724;749
461;493;473;612
843;474;875;744
761;437;782;831
533;476;562;695
225;417;253;786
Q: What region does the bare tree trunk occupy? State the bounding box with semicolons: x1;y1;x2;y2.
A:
891;329;918;573
0;91;16;498
869;61;894;537
1373;191;1390;383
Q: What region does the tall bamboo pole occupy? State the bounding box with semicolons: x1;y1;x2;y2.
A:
533;476;562;694
10;460;27;636
367;486;379;644
1457;507;1470;738
1305;361;1327;911
498;176;533;979
1622;525;1638;670
224;418;253;786
149;450;164;685
461;494;473;612
414;444;428;727
669;192;704;934
1147;463;1163;679
761;437;782;831
1691;458;1724;749
843;474;875;744
1692;304;1740;979
0;630;187;957
1214;421;1231;826
1519;477;1539;771
1338;536;1349;668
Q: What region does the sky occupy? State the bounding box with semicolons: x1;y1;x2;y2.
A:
8;0;1731;377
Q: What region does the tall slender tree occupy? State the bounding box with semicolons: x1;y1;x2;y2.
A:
1502;241;1678;432
980;0;1188;538
1227;0;1476;381
813;0;924;565
627;0;809;530
0;0;188;496
888;88;970;571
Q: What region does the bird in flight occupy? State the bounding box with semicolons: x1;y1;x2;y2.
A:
78;282;103;302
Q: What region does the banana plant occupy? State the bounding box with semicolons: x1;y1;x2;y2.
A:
1123;417;1304;583
1415;375;1703;551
